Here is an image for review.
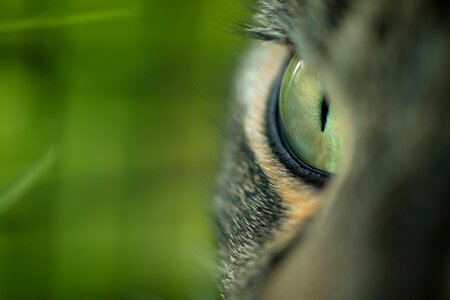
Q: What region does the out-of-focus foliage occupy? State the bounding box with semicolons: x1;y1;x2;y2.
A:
0;0;249;299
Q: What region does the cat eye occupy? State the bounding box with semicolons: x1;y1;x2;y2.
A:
278;56;345;173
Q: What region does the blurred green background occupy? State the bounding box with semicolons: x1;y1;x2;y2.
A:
0;1;250;299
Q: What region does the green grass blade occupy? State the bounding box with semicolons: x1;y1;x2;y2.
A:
0;148;57;214
0;9;136;35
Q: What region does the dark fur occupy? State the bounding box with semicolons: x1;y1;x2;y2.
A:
214;101;288;299
216;0;450;299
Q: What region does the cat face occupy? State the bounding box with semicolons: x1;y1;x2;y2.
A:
214;0;450;299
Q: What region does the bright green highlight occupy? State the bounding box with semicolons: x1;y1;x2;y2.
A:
0;10;136;34
279;56;344;173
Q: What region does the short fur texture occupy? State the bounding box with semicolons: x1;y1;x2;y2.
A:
215;0;450;299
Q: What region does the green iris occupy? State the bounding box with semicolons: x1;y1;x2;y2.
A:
279;56;344;173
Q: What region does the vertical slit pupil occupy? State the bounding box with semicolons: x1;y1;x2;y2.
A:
321;97;329;132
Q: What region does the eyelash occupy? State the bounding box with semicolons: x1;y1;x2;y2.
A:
237;9;292;44
265;55;330;188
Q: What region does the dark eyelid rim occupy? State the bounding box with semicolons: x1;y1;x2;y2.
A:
265;55;330;188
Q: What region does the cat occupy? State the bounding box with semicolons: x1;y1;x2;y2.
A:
214;0;450;299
